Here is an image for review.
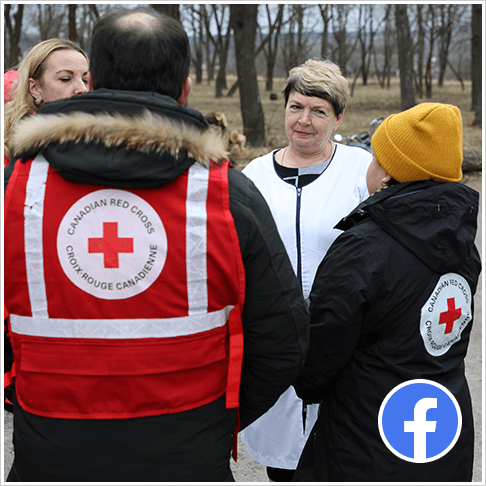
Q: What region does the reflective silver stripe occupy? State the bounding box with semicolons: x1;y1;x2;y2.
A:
24;155;49;318
186;164;209;315
10;306;232;339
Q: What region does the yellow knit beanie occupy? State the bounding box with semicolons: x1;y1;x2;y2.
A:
371;103;463;183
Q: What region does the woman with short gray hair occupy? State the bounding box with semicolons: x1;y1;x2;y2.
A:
241;58;373;481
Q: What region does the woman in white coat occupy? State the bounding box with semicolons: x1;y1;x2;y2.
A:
241;58;372;481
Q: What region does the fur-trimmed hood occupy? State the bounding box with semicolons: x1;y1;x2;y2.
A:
12;110;228;165
9;89;229;189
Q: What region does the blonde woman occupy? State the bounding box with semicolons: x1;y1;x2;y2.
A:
4;38;89;166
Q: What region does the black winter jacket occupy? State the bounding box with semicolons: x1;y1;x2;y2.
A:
4;89;309;482
294;180;481;482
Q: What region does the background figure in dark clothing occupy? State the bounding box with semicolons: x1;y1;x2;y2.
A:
4;7;309;482
293;103;481;482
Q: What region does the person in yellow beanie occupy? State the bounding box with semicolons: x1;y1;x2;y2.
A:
293;103;481;482
368;102;463;191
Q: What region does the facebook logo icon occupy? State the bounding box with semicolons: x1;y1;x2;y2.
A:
378;380;462;463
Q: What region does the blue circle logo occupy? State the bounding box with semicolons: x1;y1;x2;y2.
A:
378;379;462;463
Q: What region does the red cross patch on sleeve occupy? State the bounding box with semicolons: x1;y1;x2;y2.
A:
420;273;472;357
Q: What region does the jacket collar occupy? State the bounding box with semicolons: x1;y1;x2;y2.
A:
336;180;438;231
336;180;480;274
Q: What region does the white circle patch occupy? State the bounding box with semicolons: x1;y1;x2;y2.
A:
57;189;167;300
420;273;472;356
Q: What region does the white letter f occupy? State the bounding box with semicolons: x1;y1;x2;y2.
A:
404;397;437;461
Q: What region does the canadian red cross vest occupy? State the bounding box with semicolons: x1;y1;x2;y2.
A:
4;154;245;420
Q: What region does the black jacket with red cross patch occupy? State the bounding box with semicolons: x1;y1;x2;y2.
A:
3;89;309;482
293;179;481;482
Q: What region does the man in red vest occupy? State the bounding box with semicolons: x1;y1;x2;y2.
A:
4;6;309;481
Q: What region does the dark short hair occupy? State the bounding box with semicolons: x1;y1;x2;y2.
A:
89;6;190;100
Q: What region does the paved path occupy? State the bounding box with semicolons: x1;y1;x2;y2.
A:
3;178;483;483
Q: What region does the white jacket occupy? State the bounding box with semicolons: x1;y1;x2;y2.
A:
241;143;371;469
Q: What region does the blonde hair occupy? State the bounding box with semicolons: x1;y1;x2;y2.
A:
4;38;88;159
283;58;349;117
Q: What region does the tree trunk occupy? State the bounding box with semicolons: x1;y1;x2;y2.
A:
226;80;239;97
437;5;453;87
384;5;393;89
332;5;357;76
375;6;393;90
319;5;331;60
471;4;482;126
194;41;204;85
425;7;436;99
149;4;180;21
446;60;465;90
262;4;284;92
215;30;230;98
36;5;66;41
4;4;24;69
333;5;349;75
213;6;231;98
69;4;77;42
357;5;371;86
415;5;425;98
230;5;266;147
395;5;416;110
350;66;363;96
227;27;273;98
265;55;277;92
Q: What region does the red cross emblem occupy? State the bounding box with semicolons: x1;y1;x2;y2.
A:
88;222;134;268
438;298;462;334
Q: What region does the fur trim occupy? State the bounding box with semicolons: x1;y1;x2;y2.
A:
12;110;229;164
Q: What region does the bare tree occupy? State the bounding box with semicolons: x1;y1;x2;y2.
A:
259;4;285;92
226;13;275;98
443;10;471;90
4;3;100;70
436;4;467;87
318;5;332;60
471;4;482;126
230;4;266;147
182;5;205;85
411;4;426;98
202;5;217;83
182;4;214;85
4;4;24;68
69;4;77;42
282;4;316;73
76;5;101;53
395;4;416;110
205;5;231;98
33;4;66;41
331;5;358;75
424;5;436;98
373;4;394;89
354;5;385;87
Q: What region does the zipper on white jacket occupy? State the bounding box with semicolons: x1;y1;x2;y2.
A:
296;187;302;286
